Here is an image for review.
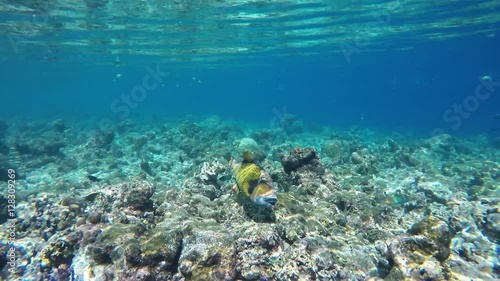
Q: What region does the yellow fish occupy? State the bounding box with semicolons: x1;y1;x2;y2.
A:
230;152;277;208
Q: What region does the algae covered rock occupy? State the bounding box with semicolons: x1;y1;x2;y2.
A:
322;139;343;161
89;223;142;264
484;211;500;244
95;179;155;211
384;216;453;280
137;226;183;270
91;130;115;148
88;222;183;279
235;223;281;280
179;221;236;281
386;237;446;281
280;147;322;174
408;215;452;261
14;137;65;157
278;214;328;243
351;151;363;164
123;180;154;210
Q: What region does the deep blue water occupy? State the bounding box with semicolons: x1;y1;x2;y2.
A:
1;5;499;138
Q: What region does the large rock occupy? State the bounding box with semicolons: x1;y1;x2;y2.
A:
179;221;236;280
483;212;500;244
322;140;343;161
408;215;452;261
280;147;322;174
235;223;281;280
94;179;155;211
384;216;452;280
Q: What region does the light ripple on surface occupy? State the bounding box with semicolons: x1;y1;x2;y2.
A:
0;0;498;66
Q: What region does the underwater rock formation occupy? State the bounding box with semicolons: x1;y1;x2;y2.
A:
179;222;236;280
409;215;452;261
90;130;114;149
280;147;322;174
484;211;500;244
199;159;226;186
2;118;500;281
322;139;343;162
351;151;363;164
96;179;155;211
382;216;452;280
14;137;65;157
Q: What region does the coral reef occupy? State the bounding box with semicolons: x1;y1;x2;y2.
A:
0;117;499;281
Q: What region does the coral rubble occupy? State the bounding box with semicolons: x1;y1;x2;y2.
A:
0;117;499;281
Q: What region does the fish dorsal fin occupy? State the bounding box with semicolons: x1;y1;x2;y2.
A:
242;151;254;162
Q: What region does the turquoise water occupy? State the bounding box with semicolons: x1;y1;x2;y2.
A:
1;2;500;281
0;0;499;136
